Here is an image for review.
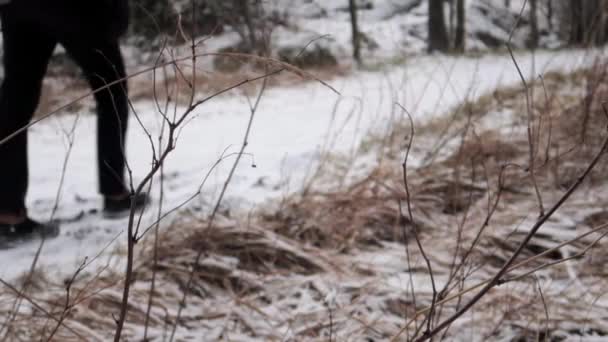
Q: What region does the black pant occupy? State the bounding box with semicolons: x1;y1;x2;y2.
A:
0;5;129;215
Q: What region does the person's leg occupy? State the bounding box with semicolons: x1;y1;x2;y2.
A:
0;10;57;222
62;40;129;197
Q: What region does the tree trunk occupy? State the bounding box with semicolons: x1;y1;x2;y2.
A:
529;0;539;49
449;0;455;47
349;0;362;65
599;1;608;45
428;0;449;52
584;0;608;46
591;1;604;45
570;0;584;45
547;0;553;31
454;0;466;52
241;1;258;52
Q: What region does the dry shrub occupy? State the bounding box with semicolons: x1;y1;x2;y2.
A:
259;168;439;251
120;59;608;339
444;131;520;167
6;61;608;341
137;215;336;289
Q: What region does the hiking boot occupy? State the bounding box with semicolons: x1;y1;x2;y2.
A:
103;192;150;218
0;218;60;249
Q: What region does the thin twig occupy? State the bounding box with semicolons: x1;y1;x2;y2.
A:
0;278;90;341
392;215;608;340
0;114;80;341
534;275;549;342
506;0;545;217
411;131;608;341
395;103;418;335
168;65;271;342
396;103;438;336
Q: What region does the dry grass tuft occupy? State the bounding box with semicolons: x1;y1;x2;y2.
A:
128;64;349;104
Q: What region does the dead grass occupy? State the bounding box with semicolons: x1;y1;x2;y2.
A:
128;63;349;104
36;78;92;118
5;61;608;341
36;63;348;119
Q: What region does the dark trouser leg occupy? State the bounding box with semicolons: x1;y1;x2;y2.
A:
63;40;129;196
0;12;56;215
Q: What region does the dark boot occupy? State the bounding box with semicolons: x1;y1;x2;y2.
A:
0;218;60;248
103;192;150;218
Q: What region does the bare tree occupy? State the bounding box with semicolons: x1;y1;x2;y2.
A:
240;1;259;51
529;0;539;48
448;0;455;45
565;0;608;46
585;0;608;45
454;0;466;52
569;0;584;44
547;0;553;31
349;0;362;65
428;0;449;52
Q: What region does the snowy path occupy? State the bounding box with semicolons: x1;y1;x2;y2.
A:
0;49;600;279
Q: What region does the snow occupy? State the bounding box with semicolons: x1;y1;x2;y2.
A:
111;0;569;74
265;0;563;62
0;47;601;281
0;2;605;341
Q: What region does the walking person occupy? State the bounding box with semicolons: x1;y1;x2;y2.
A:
0;0;147;244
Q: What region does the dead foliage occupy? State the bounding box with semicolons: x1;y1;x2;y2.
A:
4;60;608;341
128;63;349;104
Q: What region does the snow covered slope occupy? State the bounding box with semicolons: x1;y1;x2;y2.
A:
0;48;600;280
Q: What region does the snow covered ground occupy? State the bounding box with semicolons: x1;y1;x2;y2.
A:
117;0;563;73
263;0;561;60
0;48;601;281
